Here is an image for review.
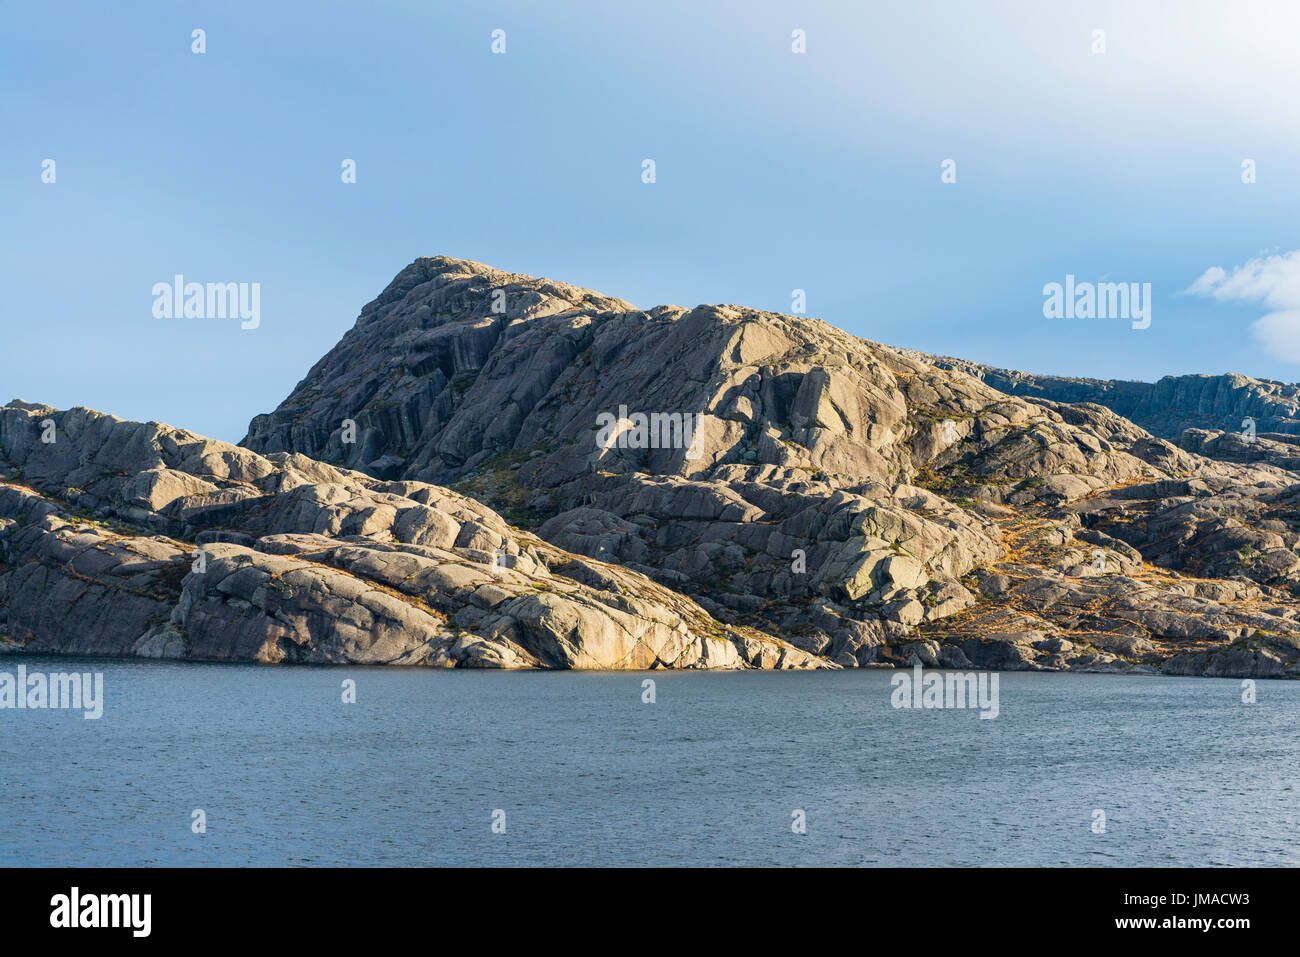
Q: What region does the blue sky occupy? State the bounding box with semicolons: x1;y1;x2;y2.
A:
5;0;1300;442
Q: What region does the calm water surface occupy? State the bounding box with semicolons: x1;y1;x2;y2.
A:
1;657;1296;866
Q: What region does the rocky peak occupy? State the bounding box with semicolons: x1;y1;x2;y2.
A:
234;258;1300;677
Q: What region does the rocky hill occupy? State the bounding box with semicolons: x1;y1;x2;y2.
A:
4;255;1298;675
229;256;1300;677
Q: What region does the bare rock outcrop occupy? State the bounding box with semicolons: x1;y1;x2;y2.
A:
0;402;822;670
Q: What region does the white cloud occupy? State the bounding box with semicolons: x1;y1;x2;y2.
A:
1186;250;1300;308
1248;310;1300;364
1186;250;1300;362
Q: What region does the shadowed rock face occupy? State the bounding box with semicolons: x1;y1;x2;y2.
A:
0;402;823;670
9;257;1300;677
930;357;1300;444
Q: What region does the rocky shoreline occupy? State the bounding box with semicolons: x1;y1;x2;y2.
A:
4;256;1299;677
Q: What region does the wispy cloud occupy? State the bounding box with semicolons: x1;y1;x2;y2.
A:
1186;250;1300;363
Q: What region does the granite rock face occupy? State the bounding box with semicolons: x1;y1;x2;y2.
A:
0;402;822;670
235;257;1300;678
